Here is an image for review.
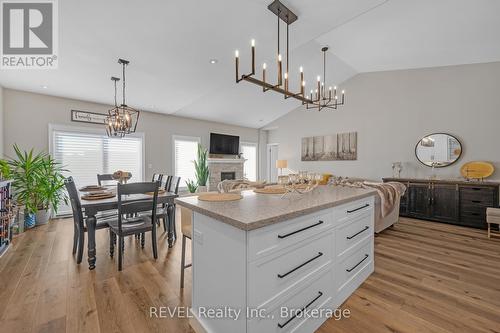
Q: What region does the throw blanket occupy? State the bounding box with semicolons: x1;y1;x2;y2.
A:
332;178;406;217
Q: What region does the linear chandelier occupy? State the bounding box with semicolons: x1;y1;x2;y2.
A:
234;0;345;111
106;59;140;138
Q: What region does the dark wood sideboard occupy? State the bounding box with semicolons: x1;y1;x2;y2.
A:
383;178;500;229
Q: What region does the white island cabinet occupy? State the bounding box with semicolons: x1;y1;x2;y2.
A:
176;186;376;333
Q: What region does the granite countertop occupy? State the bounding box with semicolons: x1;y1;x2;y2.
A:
383;177;500;186
175;186;376;231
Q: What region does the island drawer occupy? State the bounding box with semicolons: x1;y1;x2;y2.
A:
248;209;334;262
248;267;334;333
335;196;375;225
335;210;373;258
248;231;334;308
335;238;373;297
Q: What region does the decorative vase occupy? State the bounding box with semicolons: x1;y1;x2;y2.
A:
35;209;51;225
197;185;208;193
24;212;36;229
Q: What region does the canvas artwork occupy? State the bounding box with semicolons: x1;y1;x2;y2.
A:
301;132;357;161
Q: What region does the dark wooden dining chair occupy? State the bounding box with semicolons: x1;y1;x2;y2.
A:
65;177;112;264
97;173;116;186
108;181;160;271
152;173;163;183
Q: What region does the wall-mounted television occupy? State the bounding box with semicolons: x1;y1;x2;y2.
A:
210;133;240;155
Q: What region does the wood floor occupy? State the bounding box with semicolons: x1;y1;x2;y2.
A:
0;215;499;333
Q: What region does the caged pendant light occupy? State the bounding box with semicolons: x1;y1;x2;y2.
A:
234;0;346;111
106;59;140;137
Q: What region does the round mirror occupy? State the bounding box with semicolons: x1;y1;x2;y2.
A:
415;133;462;168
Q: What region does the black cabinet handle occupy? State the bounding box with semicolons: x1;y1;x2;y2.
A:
277;252;323;279
471;200;482;204
471;212;480;216
347;204;370;214
346;254;369;272
346;226;370;240
277;291;323;329
278;221;324;239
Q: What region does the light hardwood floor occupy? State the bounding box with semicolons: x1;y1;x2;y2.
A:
0;214;499;333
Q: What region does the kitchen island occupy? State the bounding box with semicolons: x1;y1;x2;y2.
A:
176;185;376;333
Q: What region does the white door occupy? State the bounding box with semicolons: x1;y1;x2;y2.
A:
267;144;279;183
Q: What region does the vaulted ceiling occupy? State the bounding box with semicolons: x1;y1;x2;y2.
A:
1;0;499;128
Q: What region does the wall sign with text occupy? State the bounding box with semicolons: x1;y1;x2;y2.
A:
71;110;108;125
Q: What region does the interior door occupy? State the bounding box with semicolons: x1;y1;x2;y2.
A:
267;144;279;183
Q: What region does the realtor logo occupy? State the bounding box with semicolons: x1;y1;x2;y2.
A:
1;0;58;69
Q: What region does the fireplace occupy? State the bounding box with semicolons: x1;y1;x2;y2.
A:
221;172;236;181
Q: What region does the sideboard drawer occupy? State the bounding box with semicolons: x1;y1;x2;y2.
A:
248;209;333;262
248;267;334;333
248;231;333;308
335;210;373;258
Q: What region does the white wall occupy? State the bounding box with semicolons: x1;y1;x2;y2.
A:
3;89;259;181
266;62;500;181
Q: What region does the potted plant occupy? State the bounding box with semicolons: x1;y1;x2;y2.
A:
0;145;68;228
194;143;209;192
186;179;198;194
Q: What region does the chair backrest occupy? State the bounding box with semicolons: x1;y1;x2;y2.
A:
117;182;159;233
152;173;163;183
161;175;172;191
64;177;85;230
168;176;181;194
97;174;116;186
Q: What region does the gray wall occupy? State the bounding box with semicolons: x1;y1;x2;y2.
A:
3;89;259;181
266;62;500;181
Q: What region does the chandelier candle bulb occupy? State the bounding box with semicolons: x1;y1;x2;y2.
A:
251;40;255;74
235;50;239;82
278;54;283;86
284;72;288;91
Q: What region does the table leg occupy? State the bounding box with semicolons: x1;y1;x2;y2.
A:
87;215;97;270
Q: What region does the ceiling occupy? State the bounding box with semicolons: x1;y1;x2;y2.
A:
1;0;499;128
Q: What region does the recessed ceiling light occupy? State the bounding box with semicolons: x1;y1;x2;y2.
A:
209;59;218;64
41;85;48;89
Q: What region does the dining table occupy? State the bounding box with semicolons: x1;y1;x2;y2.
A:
80;189;178;270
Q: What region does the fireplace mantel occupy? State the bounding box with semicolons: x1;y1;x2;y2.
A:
208;158;246;164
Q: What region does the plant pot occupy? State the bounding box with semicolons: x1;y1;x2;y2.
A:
197;186;208;193
24;212;36;229
35;209;51;225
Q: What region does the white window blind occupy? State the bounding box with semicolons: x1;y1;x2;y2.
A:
173;136;200;188
241;142;257;181
52;129;144;214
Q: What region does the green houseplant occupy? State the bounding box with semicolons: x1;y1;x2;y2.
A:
185;179;198;193
1;145;68;227
194;143;209;192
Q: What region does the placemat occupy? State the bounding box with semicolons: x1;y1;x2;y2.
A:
197;193;243;202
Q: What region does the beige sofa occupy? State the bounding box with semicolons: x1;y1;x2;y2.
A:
374;194;401;233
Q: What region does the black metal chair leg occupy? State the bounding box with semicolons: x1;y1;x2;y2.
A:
109;230;115;258
152;228;158;259
180;235;186;288
141;233;145;249
77;230;85;264
118;237;124;271
72;224;78;254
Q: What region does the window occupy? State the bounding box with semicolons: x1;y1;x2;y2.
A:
51;126;144;214
241;142;258;181
173;135;200;188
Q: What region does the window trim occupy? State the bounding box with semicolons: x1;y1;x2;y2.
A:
172;135;201;189
240;141;258;181
48;123;146;182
